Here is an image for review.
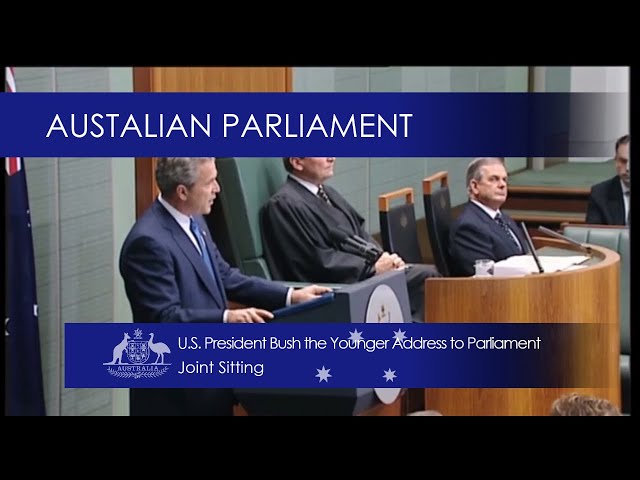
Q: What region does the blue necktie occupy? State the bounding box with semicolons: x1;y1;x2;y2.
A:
495;213;521;251
190;218;216;282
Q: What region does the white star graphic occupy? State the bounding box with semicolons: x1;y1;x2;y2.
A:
316;366;332;383
393;329;406;341
348;329;364;344
383;368;397;382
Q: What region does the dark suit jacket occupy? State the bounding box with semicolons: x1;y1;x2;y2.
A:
449;201;528;277
262;177;379;283
119;200;288;415
586;176;627;226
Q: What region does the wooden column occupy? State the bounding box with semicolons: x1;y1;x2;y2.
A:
424;240;621;416
133;67;292;218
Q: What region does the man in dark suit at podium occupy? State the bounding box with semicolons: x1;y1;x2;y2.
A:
586;134;630;226
262;157;441;323
119;157;328;416
449;157;528;277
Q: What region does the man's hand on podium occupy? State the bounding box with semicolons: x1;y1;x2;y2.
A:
226;308;274;324
291;285;333;304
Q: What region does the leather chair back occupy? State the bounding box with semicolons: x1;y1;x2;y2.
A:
423;171;453;276
378;187;422;264
208;157;286;279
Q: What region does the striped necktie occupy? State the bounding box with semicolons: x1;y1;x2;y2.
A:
317;184;332;205
495;213;521;251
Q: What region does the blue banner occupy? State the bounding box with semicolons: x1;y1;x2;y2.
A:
5;159;47;416
65;322;600;389
0;92;620;157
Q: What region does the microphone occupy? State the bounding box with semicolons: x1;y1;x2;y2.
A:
537;226;593;255
329;227;383;264
520;222;545;274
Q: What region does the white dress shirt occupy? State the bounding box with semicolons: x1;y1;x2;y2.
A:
158;194;202;253
621;180;630;225
288;174;321;195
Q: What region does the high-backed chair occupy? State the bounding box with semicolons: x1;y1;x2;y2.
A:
378;187;423;264
561;223;630;414
422;171;453;277
207;157;287;280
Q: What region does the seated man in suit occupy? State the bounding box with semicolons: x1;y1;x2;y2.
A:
119;157;330;416
449;157;528;277
261;157;441;323
586;134;630;225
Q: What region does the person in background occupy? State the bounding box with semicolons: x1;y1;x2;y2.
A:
407;410;444;416
550;393;621;416
586;134;630;225
262;156;441;323
449;157;527;277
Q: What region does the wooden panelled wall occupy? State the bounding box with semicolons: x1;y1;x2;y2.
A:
133;67;292;218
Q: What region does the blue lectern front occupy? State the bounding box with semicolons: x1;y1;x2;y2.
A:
234;270;411;416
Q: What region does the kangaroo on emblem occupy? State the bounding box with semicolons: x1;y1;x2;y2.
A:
105;332;130;365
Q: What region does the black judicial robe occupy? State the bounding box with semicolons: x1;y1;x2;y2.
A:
262;177;377;283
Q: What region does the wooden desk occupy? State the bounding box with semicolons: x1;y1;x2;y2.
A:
424;239;620;416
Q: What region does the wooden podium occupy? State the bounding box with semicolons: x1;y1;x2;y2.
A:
424;238;621;416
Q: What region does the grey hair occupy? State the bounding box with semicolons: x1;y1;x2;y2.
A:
466;157;505;192
155;157;215;197
550;393;621;416
407;410;444;416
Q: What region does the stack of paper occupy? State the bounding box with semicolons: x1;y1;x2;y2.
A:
493;255;590;276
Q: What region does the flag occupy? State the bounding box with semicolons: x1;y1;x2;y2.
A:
5;66;46;416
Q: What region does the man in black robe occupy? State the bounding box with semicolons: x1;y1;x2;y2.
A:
261;157;441;323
